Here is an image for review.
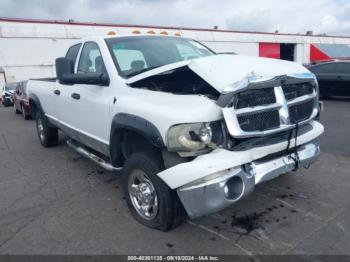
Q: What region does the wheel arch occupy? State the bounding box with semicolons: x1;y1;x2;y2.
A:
28;94;43;117
109;113;165;167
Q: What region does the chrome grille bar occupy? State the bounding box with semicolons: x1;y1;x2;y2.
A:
223;75;318;138
287;92;316;106
235;103;282;116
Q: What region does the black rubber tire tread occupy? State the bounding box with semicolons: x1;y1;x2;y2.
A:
122;152;185;231
22;105;30;120
3;100;10;107
36;111;58;147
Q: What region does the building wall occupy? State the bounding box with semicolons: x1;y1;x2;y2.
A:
202;41;259;56
1;18;350;83
0;38;76;81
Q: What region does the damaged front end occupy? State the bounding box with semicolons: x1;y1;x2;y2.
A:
127;55;324;218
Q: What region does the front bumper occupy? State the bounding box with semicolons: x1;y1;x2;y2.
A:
177;140;320;218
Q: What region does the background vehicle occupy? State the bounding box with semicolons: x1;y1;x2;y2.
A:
1;83;16;107
306;60;350;98
27;35;324;231
13;80;31;119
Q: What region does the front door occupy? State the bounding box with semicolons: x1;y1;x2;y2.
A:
60;41;111;154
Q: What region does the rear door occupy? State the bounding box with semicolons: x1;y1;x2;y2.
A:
332;62;350;96
311;62;350;96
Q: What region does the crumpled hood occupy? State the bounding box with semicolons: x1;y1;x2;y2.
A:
126;54;311;93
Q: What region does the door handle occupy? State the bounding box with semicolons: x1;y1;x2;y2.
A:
54;90;60;95
71;93;80;100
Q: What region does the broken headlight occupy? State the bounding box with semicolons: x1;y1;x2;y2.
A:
166;121;224;154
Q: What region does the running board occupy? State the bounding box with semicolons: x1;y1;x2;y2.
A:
67;139;122;172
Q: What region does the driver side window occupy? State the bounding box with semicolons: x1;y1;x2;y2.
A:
77;42;107;74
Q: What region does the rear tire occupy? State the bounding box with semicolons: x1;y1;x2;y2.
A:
22;105;30;120
122;152;185;231
35;111;58;147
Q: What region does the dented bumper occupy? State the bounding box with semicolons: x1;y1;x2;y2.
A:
157;120;324;218
177;140;320;218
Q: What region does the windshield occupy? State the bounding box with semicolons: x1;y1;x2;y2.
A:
106;36;214;78
5;83;16;91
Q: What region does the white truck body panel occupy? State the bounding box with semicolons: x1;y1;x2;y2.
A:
27;35;324;219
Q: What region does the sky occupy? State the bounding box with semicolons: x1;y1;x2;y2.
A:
0;0;350;36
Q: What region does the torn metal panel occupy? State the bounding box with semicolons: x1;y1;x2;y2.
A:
128;66;220;100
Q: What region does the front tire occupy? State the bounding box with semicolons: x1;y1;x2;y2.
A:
35;111;58;147
122;153;185;231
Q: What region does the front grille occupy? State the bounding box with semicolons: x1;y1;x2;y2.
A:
289;100;314;123
238;110;280;132
234;88;275;109
224;78;317;137
282;82;314;101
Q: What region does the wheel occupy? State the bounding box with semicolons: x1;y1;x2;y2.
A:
319;92;331;100
14;103;20;114
122;153;185;231
35;111;58;147
21;105;30;120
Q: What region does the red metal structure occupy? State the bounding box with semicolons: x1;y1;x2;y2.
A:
310;44;330;63
259;43;280;59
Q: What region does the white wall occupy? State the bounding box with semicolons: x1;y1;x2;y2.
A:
0;38;76;82
1;19;350;82
203;41;259;56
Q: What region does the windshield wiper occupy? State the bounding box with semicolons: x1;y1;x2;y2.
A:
126;66;162;78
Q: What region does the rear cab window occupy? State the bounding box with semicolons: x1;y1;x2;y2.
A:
65;43;82;65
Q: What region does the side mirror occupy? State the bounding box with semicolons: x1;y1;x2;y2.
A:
56;57;109;86
56;57;74;84
62;73;110;86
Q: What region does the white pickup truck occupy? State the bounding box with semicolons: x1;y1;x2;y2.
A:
27;35;324;231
